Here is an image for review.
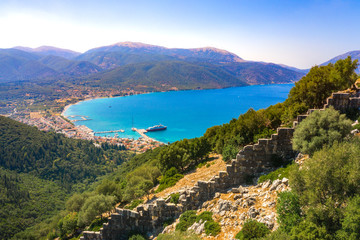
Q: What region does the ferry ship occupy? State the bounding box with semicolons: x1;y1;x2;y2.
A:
146;124;167;132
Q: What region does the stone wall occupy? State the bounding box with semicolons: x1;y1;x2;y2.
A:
81;88;360;240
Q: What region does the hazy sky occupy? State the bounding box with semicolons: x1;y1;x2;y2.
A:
0;0;359;68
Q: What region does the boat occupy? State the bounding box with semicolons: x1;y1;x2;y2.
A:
146;124;167;132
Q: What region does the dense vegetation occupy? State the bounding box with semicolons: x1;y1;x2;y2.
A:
204;57;358;159
263;109;360;239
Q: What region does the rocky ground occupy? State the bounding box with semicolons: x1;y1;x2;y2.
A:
160;177;290;240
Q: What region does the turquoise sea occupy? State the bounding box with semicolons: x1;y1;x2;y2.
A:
64;84;294;143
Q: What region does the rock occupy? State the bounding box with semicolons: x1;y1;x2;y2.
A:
269;179;281;191
218;200;232;212
281;177;289;185
178;194;186;202
248;206;259;218
188;219;206;235
262;179;271;189
219;210;226;217
231;188;241;193
234;194;243;200
214;192;221;198
165;196;171;203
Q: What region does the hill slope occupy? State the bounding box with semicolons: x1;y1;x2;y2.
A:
322;50;360;73
14;46;81;59
86;60;248;90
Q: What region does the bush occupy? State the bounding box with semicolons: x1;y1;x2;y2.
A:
235;219;270;239
87;217;107;232
129;234;147;240
289;221;331;240
276;191;301;233
196;211;213;223
289;139;360;233
292;107;352;155
157;168;184;192
204;221;221;236
257;163;294;184
169;193;180;204
175;210;197;231
124;199;143;210
336;195;360;240
222;143;239;162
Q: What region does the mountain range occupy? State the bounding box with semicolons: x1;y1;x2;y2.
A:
0;42;358;90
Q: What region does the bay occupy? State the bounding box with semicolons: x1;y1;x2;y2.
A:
64;84;294;143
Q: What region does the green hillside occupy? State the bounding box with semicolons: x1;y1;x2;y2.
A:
86;60;248;90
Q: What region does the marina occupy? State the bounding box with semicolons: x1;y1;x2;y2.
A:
94;129;125;134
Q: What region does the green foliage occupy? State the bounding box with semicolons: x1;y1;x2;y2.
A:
124;199;143;210
77;194;115;227
204;221;221;236
292;107;352;155
157;168;184;192
289;139;360;234
287;57;358;109
170;193;180;204
235;219;270;239
289;221;331;240
196;211;213;223
157;231;201;240
336;195;360;240
128;234;147;240
260;230;290;240
158;137;211;172
58;212;78;237
222;143;239;162
0;116;129;186
96;179;122;201
276;191;302;233
176;210;197;232
0;168;68;240
87;217;108;232
257;163;294;184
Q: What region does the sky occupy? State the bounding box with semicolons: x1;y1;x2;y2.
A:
0;0;359;69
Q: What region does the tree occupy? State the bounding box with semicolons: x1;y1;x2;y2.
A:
276;191;302;233
289;139;360;233
287;57;358;109
77;194;115;227
292;107;352;155
235;219;270;239
336;195;360;240
222;143;238;162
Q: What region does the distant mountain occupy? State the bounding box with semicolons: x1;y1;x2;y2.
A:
38;55;101;76
0;49;100;82
221;62;305;85
78;42;245;69
321;50;360;73
86;60;247;90
278;64;309;74
0;42;305;87
14;46;80;59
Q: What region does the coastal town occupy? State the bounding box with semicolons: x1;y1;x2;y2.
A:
4;89;165;153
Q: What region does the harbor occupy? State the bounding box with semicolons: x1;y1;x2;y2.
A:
132;128;157;142
94;129;125;134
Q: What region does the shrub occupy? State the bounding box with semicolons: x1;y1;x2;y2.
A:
157;168;184;192
276;191;301;233
196;211;213;223
289;221;331;240
235;219;270;239
292;107;352;155
257;163;294;184
336;195;360;240
222;143;239;162
169;193;180;204
124;199;143;210
129;234;146;240
87;217;107;232
175;210;197;231
204;221;221;236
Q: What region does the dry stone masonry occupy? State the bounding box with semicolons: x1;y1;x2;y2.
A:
81;87;360;240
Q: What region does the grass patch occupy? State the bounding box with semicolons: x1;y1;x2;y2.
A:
176;210;221;236
257;163;294;184
124;199;143;210
156;168;184;193
170;193;180;204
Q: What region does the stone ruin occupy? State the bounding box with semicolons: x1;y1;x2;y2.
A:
81;87;360;240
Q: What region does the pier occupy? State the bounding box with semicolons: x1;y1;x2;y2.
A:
94;130;125;134
132;128;158;142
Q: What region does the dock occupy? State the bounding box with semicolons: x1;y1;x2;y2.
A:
94;130;125;134
132;128;158;142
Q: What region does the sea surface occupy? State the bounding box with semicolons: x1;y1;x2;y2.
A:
64;84;294;143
